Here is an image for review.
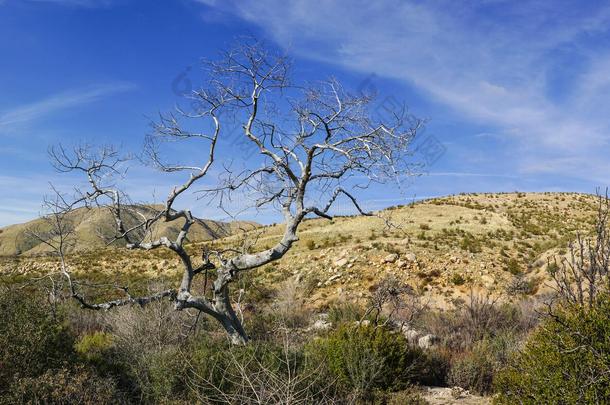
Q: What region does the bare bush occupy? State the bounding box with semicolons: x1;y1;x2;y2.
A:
548;191;610;308
362;275;428;327
272;277;311;330
104;300;189;354
188;337;335;404
424;290;524;351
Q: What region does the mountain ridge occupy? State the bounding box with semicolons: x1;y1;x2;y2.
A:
0;205;258;256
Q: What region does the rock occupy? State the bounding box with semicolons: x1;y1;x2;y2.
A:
312;319;332;331
334;257;349;267
396;259;407;268
451;386;469;399
404;252;417;262
418;334;440;349
328;273;342;283
383;253;399;263
481;275;495;287
402;328;421;345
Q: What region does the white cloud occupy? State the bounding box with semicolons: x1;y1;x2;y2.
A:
0;82;135;130
198;0;610;184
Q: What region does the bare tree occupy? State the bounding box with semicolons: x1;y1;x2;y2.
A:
361;275;428;328
45;40;423;344
548;191;610;308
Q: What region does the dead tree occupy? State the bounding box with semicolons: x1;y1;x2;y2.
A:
548;191;610;309
361;275;427;328
46;41;423;344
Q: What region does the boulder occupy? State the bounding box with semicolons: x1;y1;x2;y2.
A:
481;274;495;287
312;319;332;331
402;328;421;345
418;334;440;349
383;253;399;263
404;252;417;262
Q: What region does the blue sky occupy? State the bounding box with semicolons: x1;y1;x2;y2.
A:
1;0;610;226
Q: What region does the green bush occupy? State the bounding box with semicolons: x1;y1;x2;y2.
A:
3;366;125;405
137;346;188;403
308;324;430;400
450;273;466;286
75;331;114;363
495;297;610;404
188;337;332;403
327;301;364;325
504;257;521;275
0;289;75;392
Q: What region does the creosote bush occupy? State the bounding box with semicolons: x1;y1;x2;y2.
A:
307;324;435;401
0;289;75;393
4;366;125;405
495;296;610;404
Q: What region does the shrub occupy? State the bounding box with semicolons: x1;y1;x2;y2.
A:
460;235;482;253
189;337;333;403
306;239;316;250
449;334;516;395
0;289;75;392
422;294;526;351
504;257;521;275
136;346;188;403
451;273;466;286
308;324;431;400
75;331;114;364
327;301;364;325
495;297;610;404
4;366;125;405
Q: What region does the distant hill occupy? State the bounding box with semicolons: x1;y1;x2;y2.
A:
0;205;258;256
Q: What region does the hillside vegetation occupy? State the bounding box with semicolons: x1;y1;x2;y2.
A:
1;191;608;404
0;192;598;309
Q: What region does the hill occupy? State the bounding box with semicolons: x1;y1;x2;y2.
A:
0;192;600;309
0;205;258;256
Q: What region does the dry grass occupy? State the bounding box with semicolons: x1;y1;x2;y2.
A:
1;192;600;311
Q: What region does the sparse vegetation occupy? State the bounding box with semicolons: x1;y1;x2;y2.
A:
2;191;608;403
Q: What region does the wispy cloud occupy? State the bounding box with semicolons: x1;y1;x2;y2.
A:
22;0;117;7
0;82;135;130
198;0;610;185
428;172;519;179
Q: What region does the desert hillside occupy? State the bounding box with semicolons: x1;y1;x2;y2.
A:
1;192;599;309
0;205;258;256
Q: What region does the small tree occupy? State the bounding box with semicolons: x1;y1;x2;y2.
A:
44;40;423;344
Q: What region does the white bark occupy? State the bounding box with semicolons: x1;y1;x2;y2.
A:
44;40;422;344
